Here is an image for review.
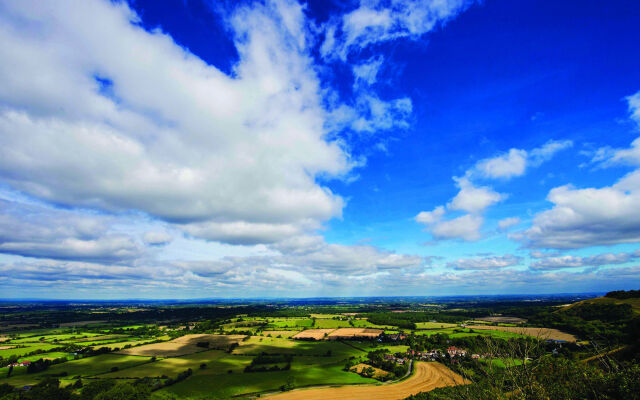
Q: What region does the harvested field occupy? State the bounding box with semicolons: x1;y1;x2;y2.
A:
292;329;335;340
263;331;299;338
473;316;526;324
465;325;576;342
0;346;14;350
327;328;383;340
116;334;245;357
267;362;467;400
350;363;391;379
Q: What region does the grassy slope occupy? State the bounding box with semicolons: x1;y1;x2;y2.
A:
154;358;375;399
0;353;152;387
561;296;640;314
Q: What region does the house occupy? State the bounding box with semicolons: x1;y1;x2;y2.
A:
447;346;467;357
11;360;32;367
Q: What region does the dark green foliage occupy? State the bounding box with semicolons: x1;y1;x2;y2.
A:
0;378;75;400
80;380;116;400
606;290;640;299
405;356;640;400
0;384;13;397
528;303;635;343
355;349;408;379
244;354;292;372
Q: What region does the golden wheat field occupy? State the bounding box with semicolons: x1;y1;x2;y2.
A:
266;362;467;400
291;329;335;340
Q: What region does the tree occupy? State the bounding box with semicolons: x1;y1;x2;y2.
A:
94;383;150;400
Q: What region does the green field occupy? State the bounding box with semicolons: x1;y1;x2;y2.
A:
313;319;353;329
411;327;527;339
100;350;251;379
0;354;152;387
415;322;458;329
154;358;375;399
265;318;314;330
0;343;61;358
233;336;360;358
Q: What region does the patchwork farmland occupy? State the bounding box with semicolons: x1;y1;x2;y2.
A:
0;295;598;399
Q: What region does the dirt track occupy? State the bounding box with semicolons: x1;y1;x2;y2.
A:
266;362;467;400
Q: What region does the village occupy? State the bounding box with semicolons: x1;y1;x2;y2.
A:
381;346;483;366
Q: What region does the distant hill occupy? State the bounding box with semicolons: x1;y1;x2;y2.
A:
560;292;640;315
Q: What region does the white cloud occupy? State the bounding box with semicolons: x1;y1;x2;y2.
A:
179;220;311;245
448;177;503;213
530;250;640;270
329;94;412;134
415;206;445;225
529;140;574;166
588;91;640;167
321;0;475;61
474;149;527;179
353;56;384;86
447;254;522;270
628;91;640;124
0;0;350;245
472;140;572;180
516;169;640;249
0;199;142;262
431;214;483;241
143;231;172;246
498;217;520;231
415;140;570;242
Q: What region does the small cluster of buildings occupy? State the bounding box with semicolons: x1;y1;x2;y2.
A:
403;347;482;361
8;360;31;367
387;333;408;341
383;353;408;365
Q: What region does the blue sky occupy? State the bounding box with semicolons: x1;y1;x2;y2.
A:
0;0;639;298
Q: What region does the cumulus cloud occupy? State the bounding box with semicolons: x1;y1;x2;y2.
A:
143;231;172;246
447;254;522;270
179;220;311;245
498;217;521;231
415;206;445;225
514;92;640;249
0;200;142;262
415;140;570;241
448;177;503;213
472;140;572;180
0;0;351;245
430;214;483;241
320;0;475;61
530;250;640;270
588;91;640;167
474;149;527;179
516;169;640;249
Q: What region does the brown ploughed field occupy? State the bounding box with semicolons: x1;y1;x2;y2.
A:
267;361;467;400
